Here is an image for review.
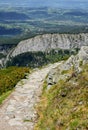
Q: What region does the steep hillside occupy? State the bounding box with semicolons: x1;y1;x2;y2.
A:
10;33;88;57
0;62;60;130
35;46;88;130
3;33;88;68
0;45;15;68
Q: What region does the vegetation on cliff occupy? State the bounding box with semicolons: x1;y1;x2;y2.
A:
35;64;88;130
6;49;77;68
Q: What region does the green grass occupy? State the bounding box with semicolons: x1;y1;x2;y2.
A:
0;90;12;104
35;64;88;130
23;119;32;122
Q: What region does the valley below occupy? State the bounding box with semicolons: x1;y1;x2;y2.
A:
0;7;88;45
0;4;88;130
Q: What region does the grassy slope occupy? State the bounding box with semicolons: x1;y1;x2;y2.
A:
35;64;88;130
0;66;30;104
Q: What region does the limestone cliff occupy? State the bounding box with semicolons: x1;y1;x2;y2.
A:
1;33;88;68
0;45;14;57
10;33;88;57
0;44;15;68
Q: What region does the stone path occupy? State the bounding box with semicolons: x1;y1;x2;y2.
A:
0;62;60;130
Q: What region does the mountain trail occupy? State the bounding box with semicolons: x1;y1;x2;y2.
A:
0;62;61;130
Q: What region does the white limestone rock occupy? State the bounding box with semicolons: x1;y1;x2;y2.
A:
10;33;88;57
47;46;88;89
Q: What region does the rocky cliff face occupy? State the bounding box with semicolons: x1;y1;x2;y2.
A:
10;33;88;57
1;33;88;68
0;45;14;68
0;45;14;56
47;46;88;89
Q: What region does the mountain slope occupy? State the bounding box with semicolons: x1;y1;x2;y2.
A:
0;46;88;130
2;33;88;68
10;33;88;57
35;46;88;130
0;62;60;130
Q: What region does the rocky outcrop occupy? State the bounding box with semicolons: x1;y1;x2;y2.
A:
0;58;4;68
10;33;88;57
47;46;88;89
1;33;88;68
0;45;14;56
0;45;15;68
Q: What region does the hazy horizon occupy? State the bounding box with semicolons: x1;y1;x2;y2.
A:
0;0;88;9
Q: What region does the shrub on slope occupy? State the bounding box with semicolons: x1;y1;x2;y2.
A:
0;67;29;99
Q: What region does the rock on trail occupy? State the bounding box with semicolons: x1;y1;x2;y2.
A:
0;62;60;130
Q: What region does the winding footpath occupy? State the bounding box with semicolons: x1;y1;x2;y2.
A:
0;63;60;130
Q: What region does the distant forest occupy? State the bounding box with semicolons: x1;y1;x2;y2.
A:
0;7;88;45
